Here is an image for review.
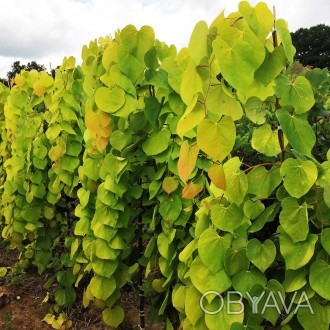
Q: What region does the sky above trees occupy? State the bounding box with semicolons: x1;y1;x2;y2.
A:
0;0;329;76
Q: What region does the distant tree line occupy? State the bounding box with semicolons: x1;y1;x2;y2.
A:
291;24;330;70
0;61;46;87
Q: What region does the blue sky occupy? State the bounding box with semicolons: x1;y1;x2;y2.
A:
0;0;329;77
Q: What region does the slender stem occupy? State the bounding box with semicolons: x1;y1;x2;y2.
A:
243;162;281;173
138;228;145;330
136;184;145;330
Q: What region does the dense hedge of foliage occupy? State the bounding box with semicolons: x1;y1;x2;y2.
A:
0;2;329;329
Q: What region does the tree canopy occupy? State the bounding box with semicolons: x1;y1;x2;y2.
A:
0;60;46;87
291;24;330;69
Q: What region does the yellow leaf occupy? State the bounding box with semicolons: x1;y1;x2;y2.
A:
208;164;226;190
180;60;203;105
178;140;199;182
182;182;200;199
94;298;106;309
33;81;46;96
65;320;72;329
197;117;236;162
49;146;63;161
15;75;25;87
177;96;204;138
162;177;179;194
42;292;50;304
95;136;108;152
72;264;81;276
152;278;166;293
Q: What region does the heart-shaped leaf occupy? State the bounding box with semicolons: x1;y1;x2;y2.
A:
246;238;276;272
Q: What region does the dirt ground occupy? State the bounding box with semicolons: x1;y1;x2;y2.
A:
0;246;164;330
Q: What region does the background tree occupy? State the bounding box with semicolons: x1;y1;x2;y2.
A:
6;60;46;82
291;24;330;69
0;77;8;87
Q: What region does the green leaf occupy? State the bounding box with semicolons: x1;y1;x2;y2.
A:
282;268;308;292
211;203;245;234
238;1;273;40
104;176;127;198
21;205;42;222
321;228;330;256
213;36;264;91
251;124;281;157
92;258;118;278
103;306;124;328
279;231;318;270
54;288;76;307
179;239;198;263
190;256;231;298
94;239;120;260
204;296;244;330
185;286;203;325
144;47;160;70
90;275;116;301
0;267;8;277
254;46;287;85
244;97;267;124
172;285;187;313
46;124;61;140
95;86;125;113
279;197;309;243
275;19;296;63
197;117;236;162
188;20;209;65
157;233;175;261
206;85;243;121
180;60;203;105
232;269;267;299
83;158;100;181
162;177;179;194
246;238;276;272
249;279;285;325
247;166;282;198
149;180;162;199
224;248;250;276
57;270;76;288
223;158;248;205
297;298;329;330
324;185;330;209
109;64;136;96
309;260;330;301
280;159;318;198
110;130;132;151
142;129;171;156
275;75;315;114
117;46;144;83
177;96;205;137
276;109;315;157
243;200;265;220
159;195;182;222
145;96;161;128
198;228;232;274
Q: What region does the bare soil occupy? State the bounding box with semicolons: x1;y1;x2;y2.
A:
0;246;164;330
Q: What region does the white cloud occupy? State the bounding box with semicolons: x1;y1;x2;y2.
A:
0;0;329;77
